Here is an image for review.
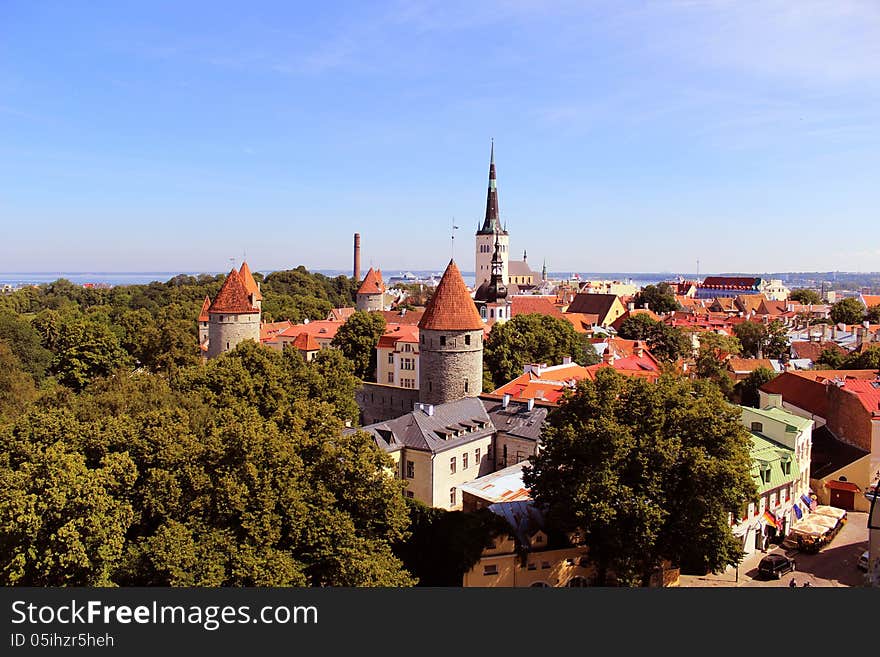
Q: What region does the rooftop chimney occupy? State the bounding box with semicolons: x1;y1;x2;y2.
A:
502;393;511;409
353;233;361;281
628;302;635;311
562;356;572;365
527;398;535;411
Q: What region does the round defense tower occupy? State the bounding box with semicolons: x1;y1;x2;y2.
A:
206;268;261;359
418;260;484;405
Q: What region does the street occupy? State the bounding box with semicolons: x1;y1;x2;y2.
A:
680;511;868;588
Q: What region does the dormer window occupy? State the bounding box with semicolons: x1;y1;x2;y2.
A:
751;421;763;432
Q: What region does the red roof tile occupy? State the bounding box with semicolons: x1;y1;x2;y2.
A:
790;341;846;362
511;296;565;319
357;268;385;295
208;269;259;314
861;295;880;308
418;260;484;331
380;309;424;326
841;379;880;415
198;295;211;322
760;369;880;418
292;332;320;351
238;261;263;301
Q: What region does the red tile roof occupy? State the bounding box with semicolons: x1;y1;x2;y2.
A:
260;320;294;342
377;323;420;348
511;296;565;319
727;357;775;373
238;261;263;301
328;307;356;322
380;309;424;326
208;269;260;314
357;268;385;296
610;308;660;331
760;370;880;418
841;378;880;415
561;312;599;333
274;320;342;342
790;341;846;362
418;260;484;331
700;276;760;289
861;295;880;309
292;332;320;351
198;295;211;322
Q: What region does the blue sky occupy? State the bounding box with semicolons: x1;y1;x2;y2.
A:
2;1;879;274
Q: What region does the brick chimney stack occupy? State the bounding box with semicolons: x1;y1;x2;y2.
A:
353;233;361;281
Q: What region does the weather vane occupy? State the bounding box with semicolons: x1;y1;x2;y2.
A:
451;217;459;260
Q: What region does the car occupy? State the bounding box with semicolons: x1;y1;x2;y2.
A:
858;550;869;571
758;554;796;579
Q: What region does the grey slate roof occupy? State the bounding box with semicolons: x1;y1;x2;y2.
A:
508;260;538;278
484;399;547;443
359;397;495;455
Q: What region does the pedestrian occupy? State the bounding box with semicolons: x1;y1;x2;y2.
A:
789;579;797;588
802;581;811;587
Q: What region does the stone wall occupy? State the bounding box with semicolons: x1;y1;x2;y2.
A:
356;382;420;425
207;312;261;359
356;293;383;312
419;328;484;405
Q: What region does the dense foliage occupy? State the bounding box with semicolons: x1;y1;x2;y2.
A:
331;311;387;381
789;289;822;305
830;297;867;325
524;369;756;584
483;313;599;389
616;314;692;362
633;283;679;314
732;320;788;359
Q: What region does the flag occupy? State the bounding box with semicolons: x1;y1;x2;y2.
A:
763;510;782;530
793;504;802;520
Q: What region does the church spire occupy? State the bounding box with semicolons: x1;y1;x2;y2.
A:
477;139;506;235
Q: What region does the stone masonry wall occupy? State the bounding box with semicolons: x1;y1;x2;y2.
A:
207;312;261;359
356;293;383;312
419;328;483;405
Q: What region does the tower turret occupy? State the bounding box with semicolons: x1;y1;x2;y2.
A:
356;267;385;311
475;140;509;286
418;260;484;405
207;268;261;359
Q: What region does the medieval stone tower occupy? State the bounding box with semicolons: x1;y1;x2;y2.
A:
475;140;509;287
418;259;484;405
356;267;385;312
205;265;261;359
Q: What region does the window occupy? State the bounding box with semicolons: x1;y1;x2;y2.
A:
388;353;394;364
463;452;469;469
534;534;544;544
464;380;469;393
541;561;551;570
475;448;481;465
465;334;471;345
449;487;456;505
428;381;432;392
405;491;414;499
406;461;414;478
440;336;446;346
450;457;456;474
527;563;536;571
751;421;763;432
483;564;498;576
387;372;394;383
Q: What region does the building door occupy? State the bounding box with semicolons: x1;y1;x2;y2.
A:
829;488;855;511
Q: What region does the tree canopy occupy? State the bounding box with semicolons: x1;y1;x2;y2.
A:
736;367;777;408
732;320;788;359
633;283;679;314
830;297;866;325
524;369;756;584
789;289;822;305
331;311;387;381
616;314;692;362
483;313;599;389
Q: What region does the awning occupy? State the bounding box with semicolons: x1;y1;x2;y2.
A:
825;480;861;493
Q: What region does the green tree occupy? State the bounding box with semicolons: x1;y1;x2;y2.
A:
331;311;387;381
695;332;741;399
0;343;38;420
816;347;845;369
50;319;132;390
617;314;691;362
524;369;756;585
394;500;510;586
763;320;789;360
843;346;880;371
867;306;880;324
0;311;53;381
789;289;822;305
634;283;679;314
736;367;777;408
830;297;865;325
732;321;767;358
484;314;599;389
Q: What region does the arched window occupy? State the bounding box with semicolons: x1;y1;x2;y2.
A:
529;582;550;588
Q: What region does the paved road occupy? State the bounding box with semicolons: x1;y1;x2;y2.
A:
681;511;868;588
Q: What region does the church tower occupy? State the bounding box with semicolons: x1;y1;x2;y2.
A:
475;140;509;286
474;236;510;323
206;268;261;359
418;260;484;405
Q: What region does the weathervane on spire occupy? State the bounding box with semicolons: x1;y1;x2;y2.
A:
451;217;459;260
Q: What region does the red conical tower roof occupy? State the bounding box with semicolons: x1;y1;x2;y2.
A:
198;295;211;321
357;267;385;295
208;269;260;314
239;261;263;301
419;260;484;331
